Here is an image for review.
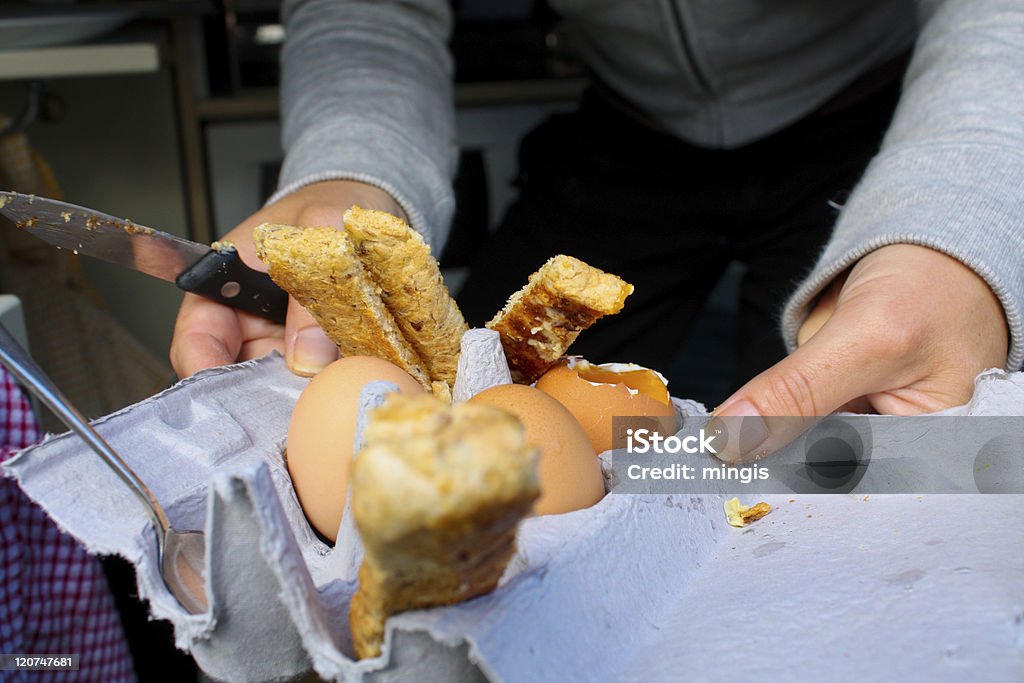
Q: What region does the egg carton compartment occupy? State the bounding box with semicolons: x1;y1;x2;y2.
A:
5;345;1024;682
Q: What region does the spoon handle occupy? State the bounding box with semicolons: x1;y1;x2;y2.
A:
0;321;170;534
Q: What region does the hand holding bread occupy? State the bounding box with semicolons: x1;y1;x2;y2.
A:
170;180;405;379
253;207;468;390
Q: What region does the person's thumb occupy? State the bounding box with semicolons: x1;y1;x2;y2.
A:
711;326;886;463
273;200;350;377
284;297;338;376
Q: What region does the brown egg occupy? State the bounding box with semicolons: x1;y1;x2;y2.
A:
536;359;677;454
468;384;604;515
287;356;424;542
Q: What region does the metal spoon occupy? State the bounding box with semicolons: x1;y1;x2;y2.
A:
0;322;208;614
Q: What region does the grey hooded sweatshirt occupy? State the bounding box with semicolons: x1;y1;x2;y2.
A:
273;0;1024;369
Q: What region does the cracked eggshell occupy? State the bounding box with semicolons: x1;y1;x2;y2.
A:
286;356;424;542
536;359;676;455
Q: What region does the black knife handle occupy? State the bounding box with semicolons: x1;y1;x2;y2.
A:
176;249;288;324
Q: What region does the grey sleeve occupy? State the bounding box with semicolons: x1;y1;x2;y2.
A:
271;0;456;251
781;0;1024;370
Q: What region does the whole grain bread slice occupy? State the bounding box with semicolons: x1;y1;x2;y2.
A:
486;254;633;383
253;223;430;387
349;394;538;659
343;207;467;388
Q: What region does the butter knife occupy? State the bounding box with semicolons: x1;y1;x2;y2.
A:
0;191;287;323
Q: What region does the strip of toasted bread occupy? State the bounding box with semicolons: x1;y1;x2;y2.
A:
343;207;467;388
430;380;452;403
486;254;633;383
349;394;538;659
252;223;430;387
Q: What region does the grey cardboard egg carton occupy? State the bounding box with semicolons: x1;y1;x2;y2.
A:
4;330;1024;682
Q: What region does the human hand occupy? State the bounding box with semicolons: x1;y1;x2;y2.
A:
170;180;404;378
712;244;1009;463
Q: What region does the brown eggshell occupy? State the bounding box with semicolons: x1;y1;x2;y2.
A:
536;362;676;455
468;384;604;515
287;356;424;542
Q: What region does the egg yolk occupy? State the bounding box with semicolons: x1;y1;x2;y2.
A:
573;365;670;405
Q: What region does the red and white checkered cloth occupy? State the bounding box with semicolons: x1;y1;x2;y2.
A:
0;367;135;682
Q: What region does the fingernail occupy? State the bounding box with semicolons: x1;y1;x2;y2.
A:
709;400;769;463
290;327;338;376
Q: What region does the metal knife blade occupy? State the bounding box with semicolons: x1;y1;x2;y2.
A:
0;191;287;323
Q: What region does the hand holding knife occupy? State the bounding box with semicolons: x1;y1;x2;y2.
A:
0;191;287;324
